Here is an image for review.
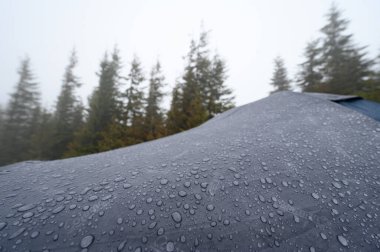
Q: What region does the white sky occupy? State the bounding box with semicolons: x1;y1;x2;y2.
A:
1;0;379;109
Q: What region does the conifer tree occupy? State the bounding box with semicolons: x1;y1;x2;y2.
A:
270;56;291;94
0;58;41;165
297;40;323;92
166;83;185;135
319;5;372;94
29;108;55;160
51;50;83;159
144;61;166;140
181;35;208;129
207;54;234;117
123;56;145;144
67;49;121;156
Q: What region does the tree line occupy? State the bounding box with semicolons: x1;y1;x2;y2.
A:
1;5;380;166
269;5;380;101
0;31;234;166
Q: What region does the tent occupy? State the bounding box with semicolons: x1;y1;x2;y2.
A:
0;91;379;251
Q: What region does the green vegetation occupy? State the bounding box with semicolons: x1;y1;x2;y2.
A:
1;5;379;166
0;31;234;166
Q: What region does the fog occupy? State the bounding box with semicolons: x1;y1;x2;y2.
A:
1;0;379;108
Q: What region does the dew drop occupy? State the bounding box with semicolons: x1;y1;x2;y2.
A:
337;235;348;247
166;241;174;252
30;231;40;239
311;193;320;200
52;205;65;214
80;235;95;248
178;191;187;197
160;179;168;185
0;222;7;231
123;183;132;189
171;211;182;223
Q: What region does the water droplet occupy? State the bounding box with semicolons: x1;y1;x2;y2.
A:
160;179;168;185
337;235;348;247
148;222;157;229
81;187;91;195
200;182;208;188
178;191;187;197
311;193;320;200
171;211;182;223
89;195;98;202
52;205;65;214
206;204;215;211
80;235;95;248
123;183;132;189
117;240;127;251
17;203;36;212
320;232;327;240
22;211;34;218
194;194;202;200
166;241;174;252
0;222;7;231
157;227;165;236
30;231;39;239
332;181;342;189
8;227;26;240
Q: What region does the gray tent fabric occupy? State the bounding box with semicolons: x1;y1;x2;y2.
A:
0;91;379;251
304;92;380;122
336;99;380;122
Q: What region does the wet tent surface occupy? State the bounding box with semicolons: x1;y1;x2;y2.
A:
0;91;379;251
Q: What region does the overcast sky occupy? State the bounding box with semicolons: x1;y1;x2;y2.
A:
1;0;379;109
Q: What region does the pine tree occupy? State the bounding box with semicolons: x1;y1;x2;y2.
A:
319;5;372;94
175;30;235;131
297;40;323;92
123;56;145;144
29;108;55;160
270;56;291;94
67;49;121;156
51;50;83;159
207;54;234;117
144;61;166;140
356;53;380;102
166;83;185;135
181;35;208;129
0;57;41;165
0;105;4;129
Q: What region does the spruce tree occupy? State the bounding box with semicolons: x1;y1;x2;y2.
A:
297;40;323;92
144;61;166;140
166;83;185;135
123;56;145;144
67;49;121;156
319;5;372;94
0;58;41;165
181;36;208;129
207;54;234;116
270;56;291;94
51;50;83;159
29;108;55;160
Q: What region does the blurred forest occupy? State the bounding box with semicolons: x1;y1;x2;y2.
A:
0;6;379;166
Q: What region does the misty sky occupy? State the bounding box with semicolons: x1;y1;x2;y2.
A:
1;0;380;109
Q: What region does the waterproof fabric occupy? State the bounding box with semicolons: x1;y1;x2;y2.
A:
337;98;380;122
0;91;379;251
304;92;380;122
